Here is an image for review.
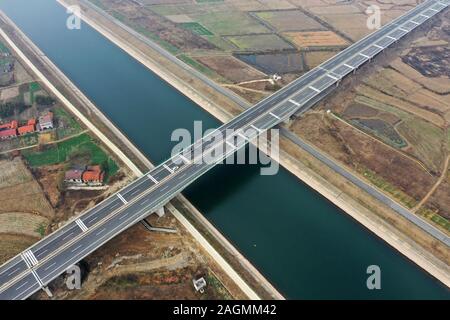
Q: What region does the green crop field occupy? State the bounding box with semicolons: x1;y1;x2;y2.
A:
28;82;41;104
180;22;213;36
193;11;269;36
22;133;118;180
226;34;294;51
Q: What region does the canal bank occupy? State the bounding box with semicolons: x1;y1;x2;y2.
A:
1;0;448;299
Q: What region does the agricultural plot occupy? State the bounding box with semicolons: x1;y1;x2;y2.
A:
179;22;213;36
0;157;54;217
194;55;266;83
226;34;294;52
284;31;348;49
253;10;325;32
351;118;406;148
191;11;270;36
236;52;305;74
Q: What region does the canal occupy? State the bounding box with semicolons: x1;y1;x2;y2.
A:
1;0;448;299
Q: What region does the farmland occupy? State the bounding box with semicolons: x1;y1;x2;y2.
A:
290;9;450;231
89;0;421;99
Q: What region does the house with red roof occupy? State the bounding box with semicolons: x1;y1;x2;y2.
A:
0;128;17;140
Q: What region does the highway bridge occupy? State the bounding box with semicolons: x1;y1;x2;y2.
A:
0;0;449;300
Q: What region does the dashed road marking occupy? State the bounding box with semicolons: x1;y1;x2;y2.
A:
326;74;339;81
178;154;191;164
147;174;158;184
251;125;262;133
374;44;384;49
163;164;174;174
226;141;236;149
269;112;281;120
309;86;321;93
359;53;371;59
289;99;300;106
344;63;354;70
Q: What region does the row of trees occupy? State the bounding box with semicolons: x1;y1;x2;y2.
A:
0;101;29;118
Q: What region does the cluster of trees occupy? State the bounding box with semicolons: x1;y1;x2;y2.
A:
35;95;55;106
0;101;29;118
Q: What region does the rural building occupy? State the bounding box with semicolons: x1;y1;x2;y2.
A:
18;124;35;136
64;169;84;184
38;112;54;131
65;165;105;186
0;128;17;140
82;168;105;185
0;120;18;130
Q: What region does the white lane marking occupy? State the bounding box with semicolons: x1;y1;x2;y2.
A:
163;164;174;174
160;185;170;192
140;198;152;206
15;280;29;291
147;174;158;184
398;27;409;32
178;154;191;164
35;249;48;259
31;270;43;287
70;244;83;254
429;8;439;12
410;20;420;25
118;213;129;221
129;188;141;197
110;202;121;210
225;141;236;149
251;125;262;133
359;53;371;59
43;262;56;272
75;219;88;232
7;267;21;277
289;99;300;106
374;44;384;49
62;231;75;242
326;74;339;81
343;63;354;70
95;229;106;236
420;13;430;18
309;86;321;93
117;193;128;204
87;215;99;224
269;112;281;120
386;35;397;41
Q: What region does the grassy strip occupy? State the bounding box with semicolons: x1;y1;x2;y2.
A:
22;133;118;181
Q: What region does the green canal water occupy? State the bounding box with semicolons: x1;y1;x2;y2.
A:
1;0;448;299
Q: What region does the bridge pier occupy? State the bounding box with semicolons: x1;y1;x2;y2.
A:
154;206;165;217
42;286;53;298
